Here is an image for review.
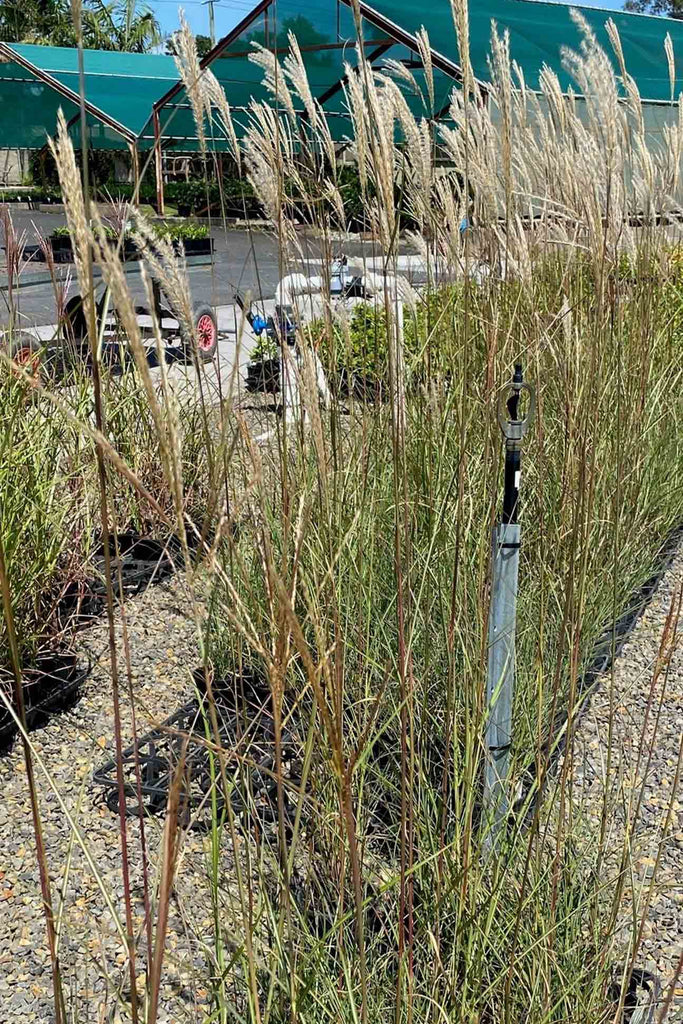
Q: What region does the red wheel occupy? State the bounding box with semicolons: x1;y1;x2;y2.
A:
181;303;218;362
7;334;43;383
197;313;217;353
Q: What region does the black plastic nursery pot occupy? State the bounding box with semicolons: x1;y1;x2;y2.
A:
171;237;214;257
57;532;188;629
0;649;88;753
90;532;182;597
121;238;143;262
245;357;281;394
49;235;73;263
50;235;72;253
336;367;386;403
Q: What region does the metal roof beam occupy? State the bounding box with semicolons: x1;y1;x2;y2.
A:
338;0;479;89
0;42;137;144
314;40;394;111
150;0;274;119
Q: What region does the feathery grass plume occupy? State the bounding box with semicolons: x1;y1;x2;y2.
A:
48;111;96;328
430;173;468;265
242;124;281;221
129;210;194;345
376;74;434;232
280;31;338;172
488;25;513;213
450;0;473;95
88;215;177;499
665;32;675;106
343;57;370;195
249;42;296;121
173;12;208;153
381;57;423;100
282;31;318;127
661;95;683;200
242;102;302;253
416;28;435;113
606;18;644;136
562;11;621;168
342;58;402;248
201;69;241;170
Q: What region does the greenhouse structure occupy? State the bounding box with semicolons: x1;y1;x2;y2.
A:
1;0;683;209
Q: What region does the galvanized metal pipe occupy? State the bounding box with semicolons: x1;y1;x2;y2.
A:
484;520;520;842
483;364;534;851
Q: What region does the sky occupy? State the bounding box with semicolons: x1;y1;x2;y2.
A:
159;0;634;47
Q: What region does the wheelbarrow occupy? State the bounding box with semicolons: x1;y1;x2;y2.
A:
3;266;218;378
61;276;218;363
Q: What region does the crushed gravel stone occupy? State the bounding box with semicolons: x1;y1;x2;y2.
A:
0;577;233;1024
2;539;683;1021
567;545;683;1020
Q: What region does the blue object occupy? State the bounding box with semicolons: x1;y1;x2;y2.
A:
250;314;269;336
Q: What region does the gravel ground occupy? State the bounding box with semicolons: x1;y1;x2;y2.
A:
567;545;683;1020
0;577;240;1024
2;506;683;1020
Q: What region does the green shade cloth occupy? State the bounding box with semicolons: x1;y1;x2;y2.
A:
1;2;682;153
0;42;179;149
152;0;457;149
358;0;683;103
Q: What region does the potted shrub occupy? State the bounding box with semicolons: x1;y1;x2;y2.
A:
101;225;143;262
166;181;206;216
154;222;213;256
245;332;281;394
222;177;262;218
177;223;212;256
50;225;73;261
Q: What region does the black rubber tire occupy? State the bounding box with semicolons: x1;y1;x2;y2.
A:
6;333;44;381
182;302;218;362
62;293;88;344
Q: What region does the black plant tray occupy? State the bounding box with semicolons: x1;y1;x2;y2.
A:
93;669;304;828
0;650;89;754
58;532;186;627
90;533;182;597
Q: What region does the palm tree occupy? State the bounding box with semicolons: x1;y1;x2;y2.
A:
0;0;160;50
0;0;75;45
82;0;160;52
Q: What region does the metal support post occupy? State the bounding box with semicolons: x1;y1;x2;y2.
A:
484;364;535;851
153;109;165;217
129;144;141;206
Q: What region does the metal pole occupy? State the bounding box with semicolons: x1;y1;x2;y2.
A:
484;364;535;851
153;109;165;217
203;0;216;45
129;143;140;204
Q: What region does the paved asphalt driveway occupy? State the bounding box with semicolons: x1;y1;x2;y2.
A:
1;210;395;328
1;210;426;403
